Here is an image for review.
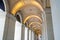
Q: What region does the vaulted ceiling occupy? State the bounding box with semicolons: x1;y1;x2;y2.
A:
1;0;51;35
0;0;50;11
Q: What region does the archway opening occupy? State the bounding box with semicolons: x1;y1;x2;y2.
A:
0;0;5;11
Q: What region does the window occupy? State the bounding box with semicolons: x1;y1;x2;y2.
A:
14;21;22;40
24;27;28;40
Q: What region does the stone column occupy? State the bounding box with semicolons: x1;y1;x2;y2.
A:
3;13;16;40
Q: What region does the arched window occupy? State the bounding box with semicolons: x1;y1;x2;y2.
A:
14;21;22;40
